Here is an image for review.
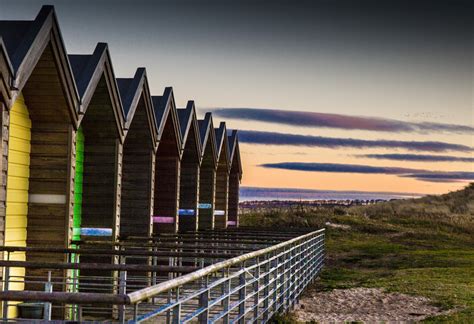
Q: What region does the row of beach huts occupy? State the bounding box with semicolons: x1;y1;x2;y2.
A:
0;4;242;273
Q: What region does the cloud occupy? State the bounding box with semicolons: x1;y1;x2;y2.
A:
238;130;472;152
260;162;474;183
400;172;474;183
211;108;474;134
358;153;474;163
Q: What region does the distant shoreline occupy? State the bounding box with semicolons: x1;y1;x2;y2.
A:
240;186;423;202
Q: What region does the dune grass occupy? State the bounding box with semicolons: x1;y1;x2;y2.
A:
241;184;474;322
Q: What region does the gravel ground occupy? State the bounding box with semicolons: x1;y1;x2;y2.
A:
293;288;447;323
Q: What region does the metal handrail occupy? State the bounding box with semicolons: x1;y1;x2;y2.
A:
127;228;324;303
0;245;241;259
0;260;197;273
0;228;325;323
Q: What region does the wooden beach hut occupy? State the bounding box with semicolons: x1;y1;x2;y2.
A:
177;101;202;232
227;130;243;227
117;68;158;237
0;38;13;250
214;122;230;229
0;5;80;312
197;113;218;230
69;43;125;243
0;37;13;108
152;88;182;233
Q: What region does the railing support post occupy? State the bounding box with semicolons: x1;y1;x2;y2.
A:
222;267;231;324
262;255;270;322
253;258;260;321
238;263;246;324
2;264;10;320
272;251;278;313
43;271;53;320
198;276;210;323
118;270;127;323
171;287;181;324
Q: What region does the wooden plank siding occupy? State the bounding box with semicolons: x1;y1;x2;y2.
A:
228;172;240;226
121;97;155;237
77;76;122;316
227;132;242;227
178;117;200;232
214;159;229;229
179;161;199;232
79;76;122;240
21;44;75;263
1;41;78;317
198;161;215;230
154;156;180;233
0;103;9;253
0;44;13;253
4;94;30;304
214;124;230;229
153;113;180;234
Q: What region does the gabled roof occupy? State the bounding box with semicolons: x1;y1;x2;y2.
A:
177;101;202;160
0;37;13;106
215;122;230;169
116;68;158;149
198;112;218;167
69;43;125;141
0;5;79;122
228;129;243;178
151;87;182;154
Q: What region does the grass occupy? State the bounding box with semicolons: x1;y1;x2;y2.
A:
241;183;474;323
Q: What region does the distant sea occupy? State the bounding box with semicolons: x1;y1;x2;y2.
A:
240;186;422;201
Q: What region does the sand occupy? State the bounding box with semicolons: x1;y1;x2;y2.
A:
293;287;448;323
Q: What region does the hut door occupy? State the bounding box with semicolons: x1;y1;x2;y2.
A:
73;127;84;241
4;93;31;315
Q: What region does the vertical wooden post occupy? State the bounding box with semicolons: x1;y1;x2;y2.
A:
43;271;52;320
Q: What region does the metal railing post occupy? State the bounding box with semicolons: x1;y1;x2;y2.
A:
133;302;139;322
272;250;278;313
238;262;247;323
222;267;231;324
43;271;53;320
278;248;285;312
2;264;10;320
253;258;260;321
198;275;210;323
118;270;127;323
171;287;181;324
262;255;270;322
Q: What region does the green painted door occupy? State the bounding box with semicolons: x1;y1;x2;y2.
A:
73;127;84;241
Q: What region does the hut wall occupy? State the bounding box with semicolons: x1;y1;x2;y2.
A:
78;77;122;311
72;127;84;241
4;45;77;308
4;94;30;295
21;45;76;263
179;161;199;232
178;123;200;232
198;148;215;230
154;155;180;233
214;161;228;229
121;101;154;237
153;113;180;234
0;103;8;250
80;77;122;241
228;172;240;227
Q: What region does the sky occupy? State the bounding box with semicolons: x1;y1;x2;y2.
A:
1;0;472;195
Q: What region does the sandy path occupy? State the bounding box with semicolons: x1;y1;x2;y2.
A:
293;287;446;323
